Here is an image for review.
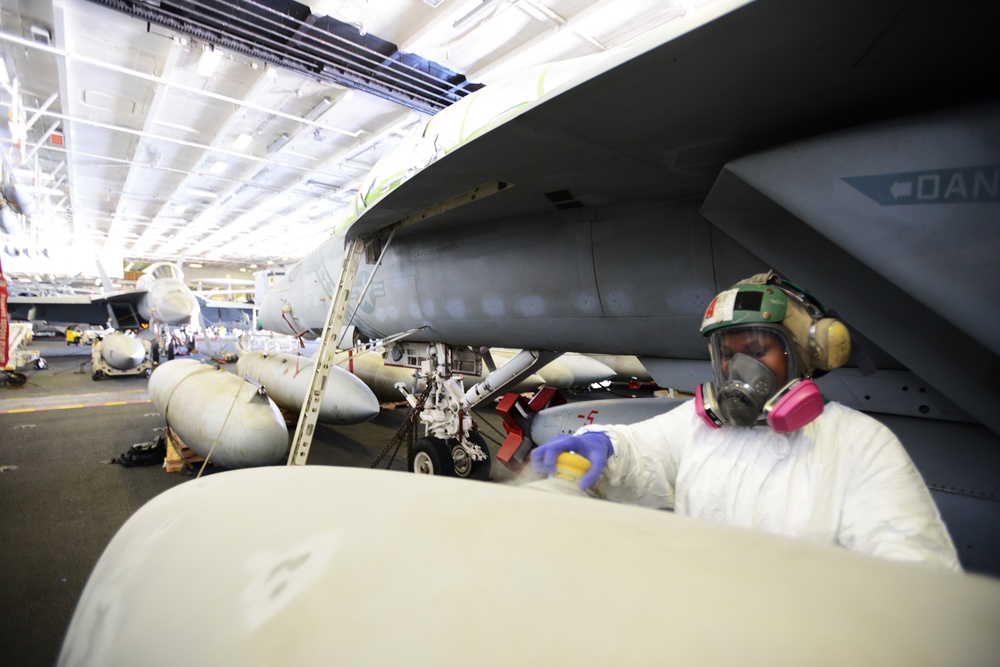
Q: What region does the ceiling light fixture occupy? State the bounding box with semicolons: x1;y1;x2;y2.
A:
209;160;227;174
303;96;333;122
266;133;291;155
196;44;223;78
453;0;502;30
233;133;253;150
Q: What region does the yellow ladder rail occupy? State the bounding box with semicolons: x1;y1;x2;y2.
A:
286;235;367;465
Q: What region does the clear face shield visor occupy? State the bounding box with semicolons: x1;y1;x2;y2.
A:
707;325;800;389
702;326;802;427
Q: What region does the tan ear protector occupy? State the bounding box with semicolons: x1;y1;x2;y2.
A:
778;285;851;373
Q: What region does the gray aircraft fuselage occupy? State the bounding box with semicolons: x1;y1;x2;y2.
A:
261;201;765;360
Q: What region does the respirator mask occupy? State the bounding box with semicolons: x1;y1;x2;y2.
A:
695;326;825;433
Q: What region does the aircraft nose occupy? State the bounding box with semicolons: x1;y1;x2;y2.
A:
155;291;198;324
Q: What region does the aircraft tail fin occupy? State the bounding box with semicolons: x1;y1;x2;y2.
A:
95;254;115;294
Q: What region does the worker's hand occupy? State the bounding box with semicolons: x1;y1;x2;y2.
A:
530;431;614;489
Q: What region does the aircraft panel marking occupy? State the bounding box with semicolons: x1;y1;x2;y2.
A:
843;165;1000;205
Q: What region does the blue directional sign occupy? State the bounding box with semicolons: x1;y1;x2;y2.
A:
843;165;1000;205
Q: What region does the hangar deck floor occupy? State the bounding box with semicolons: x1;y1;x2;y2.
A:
0;338;538;667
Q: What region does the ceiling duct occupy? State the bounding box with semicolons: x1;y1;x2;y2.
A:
85;0;483;114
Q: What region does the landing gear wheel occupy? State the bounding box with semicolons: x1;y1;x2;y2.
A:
4;372;27;388
144;368;152;379
450;432;491;481
408;438;454;476
92;370;104;381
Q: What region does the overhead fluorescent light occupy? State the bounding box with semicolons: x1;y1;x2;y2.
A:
209;160;227;174
30;24;51;46
424;0;445;6
303;96;333;122
454;0;502;30
196;45;223;77
187;187;218;199
266;133;291;155
233;133;253;150
188;262;203;268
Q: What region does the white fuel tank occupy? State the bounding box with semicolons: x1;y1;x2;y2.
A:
59;466;1000;666
100;332;147;370
147;359;289;468
236;351;379;424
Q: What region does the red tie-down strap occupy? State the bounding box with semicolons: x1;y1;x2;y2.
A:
495;387;567;471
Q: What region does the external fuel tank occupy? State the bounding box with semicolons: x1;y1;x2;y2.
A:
236;351;380;424
148;359;289;468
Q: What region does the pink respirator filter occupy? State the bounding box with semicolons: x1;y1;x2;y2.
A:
764;380;825;433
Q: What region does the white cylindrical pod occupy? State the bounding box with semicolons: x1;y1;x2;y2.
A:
148;359;289;468
101;332;147;370
236;351;379;425
337;350;426;404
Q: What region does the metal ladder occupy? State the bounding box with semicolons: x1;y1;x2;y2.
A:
286;235;367;465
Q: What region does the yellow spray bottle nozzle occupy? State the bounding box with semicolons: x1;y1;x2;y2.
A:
554;452;592;482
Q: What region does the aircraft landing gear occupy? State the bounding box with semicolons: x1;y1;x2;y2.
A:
449;433;491;480
408;438;453;476
407;433;492;480
395;343;556;480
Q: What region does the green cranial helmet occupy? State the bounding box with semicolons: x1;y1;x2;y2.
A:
700;272;852;378
700;282;789;336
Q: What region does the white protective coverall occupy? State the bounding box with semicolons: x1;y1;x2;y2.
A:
581;400;961;571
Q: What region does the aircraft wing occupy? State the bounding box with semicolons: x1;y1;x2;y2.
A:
198;298;255;327
339;0;1000;240
7;291;145;328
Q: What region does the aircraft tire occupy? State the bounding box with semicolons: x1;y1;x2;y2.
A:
408;438;454;476
450;433;491;481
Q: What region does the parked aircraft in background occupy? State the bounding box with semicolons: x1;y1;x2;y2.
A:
8;261;198;330
8;261;255;364
259;0;1000;574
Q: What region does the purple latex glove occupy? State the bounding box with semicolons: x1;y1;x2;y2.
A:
530;431;614;489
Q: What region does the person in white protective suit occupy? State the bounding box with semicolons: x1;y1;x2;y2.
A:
531;272;961;571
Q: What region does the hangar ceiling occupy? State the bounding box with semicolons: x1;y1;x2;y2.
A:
0;0;708;276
